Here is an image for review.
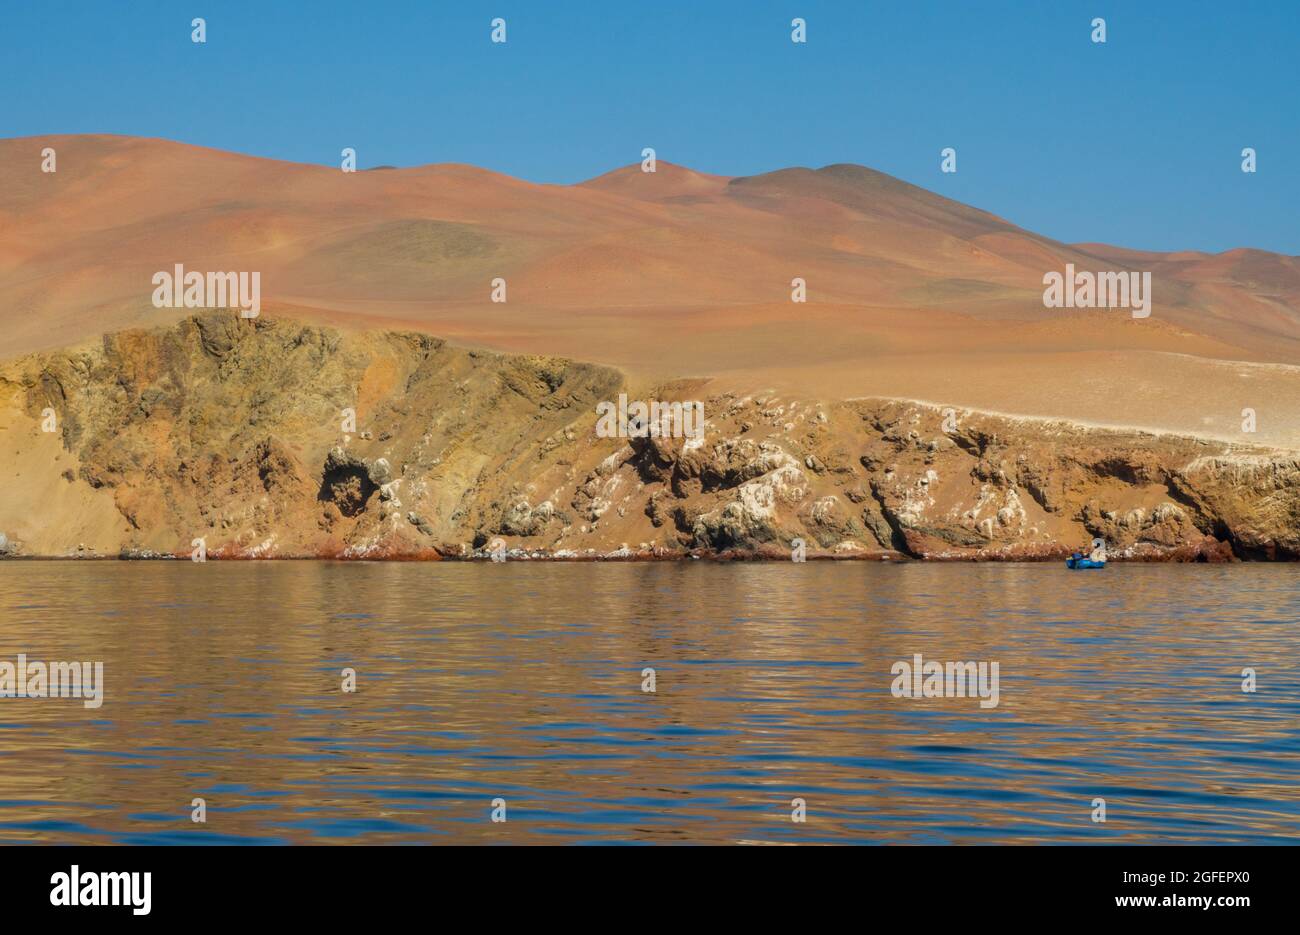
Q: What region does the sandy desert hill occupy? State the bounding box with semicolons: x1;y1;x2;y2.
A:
3;134;1300;560
2;133;1299;447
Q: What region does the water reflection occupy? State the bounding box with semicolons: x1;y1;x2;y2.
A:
0;562;1296;844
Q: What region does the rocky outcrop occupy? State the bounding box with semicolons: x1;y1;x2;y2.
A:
0;313;1297;560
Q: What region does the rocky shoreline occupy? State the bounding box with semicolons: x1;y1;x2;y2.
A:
0;540;1238;561
1;314;1296;562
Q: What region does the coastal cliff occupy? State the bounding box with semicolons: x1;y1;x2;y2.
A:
1;314;1296;560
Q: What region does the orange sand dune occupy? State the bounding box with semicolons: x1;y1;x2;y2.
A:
3;134;1299;446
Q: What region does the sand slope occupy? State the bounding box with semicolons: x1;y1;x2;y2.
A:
3;134;1299;446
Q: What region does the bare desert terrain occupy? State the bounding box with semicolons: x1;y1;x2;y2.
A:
2;136;1298;559
3;135;1298;447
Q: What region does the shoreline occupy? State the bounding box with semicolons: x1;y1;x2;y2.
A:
0;540;1250;563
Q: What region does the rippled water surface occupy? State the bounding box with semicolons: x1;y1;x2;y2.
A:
0;562;1297;844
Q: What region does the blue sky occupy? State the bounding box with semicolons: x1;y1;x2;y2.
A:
4;1;1297;253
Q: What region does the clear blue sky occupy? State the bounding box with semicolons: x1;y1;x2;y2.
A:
5;1;1297;253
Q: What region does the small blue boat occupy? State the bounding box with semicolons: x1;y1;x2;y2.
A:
1067;539;1108;568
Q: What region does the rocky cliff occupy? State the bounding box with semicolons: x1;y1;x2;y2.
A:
0;314;1296;560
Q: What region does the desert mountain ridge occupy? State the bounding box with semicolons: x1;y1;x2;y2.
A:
2;133;1299;449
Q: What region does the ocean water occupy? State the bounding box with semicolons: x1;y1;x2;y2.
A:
0;561;1297;845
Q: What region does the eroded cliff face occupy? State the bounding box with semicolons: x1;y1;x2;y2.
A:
0;314;1296;560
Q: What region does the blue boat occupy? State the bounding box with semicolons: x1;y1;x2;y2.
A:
1068;539;1108;568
